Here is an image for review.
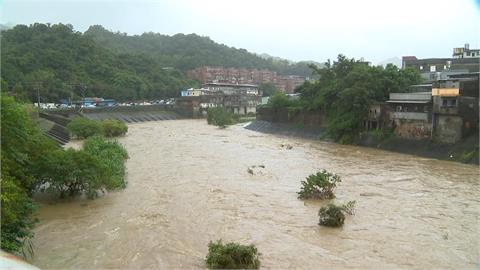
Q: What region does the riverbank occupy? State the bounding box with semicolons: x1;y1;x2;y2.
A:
355;130;479;165
246;120;479;165
31;120;479;269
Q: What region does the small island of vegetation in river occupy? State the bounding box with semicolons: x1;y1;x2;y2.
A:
205;240;260;269
207;107;255;128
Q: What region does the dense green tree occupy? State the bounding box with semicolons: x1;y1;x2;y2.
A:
295;55;421;142
0;95;56;253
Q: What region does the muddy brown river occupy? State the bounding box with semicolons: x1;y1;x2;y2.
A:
31;120;479;269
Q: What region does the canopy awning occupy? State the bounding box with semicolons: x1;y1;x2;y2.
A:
386;100;430;104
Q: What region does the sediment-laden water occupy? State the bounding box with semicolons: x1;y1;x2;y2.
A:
31;120;479;269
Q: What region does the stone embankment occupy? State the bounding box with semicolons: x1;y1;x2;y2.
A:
245;120;479;164
38;105;186;145
245;120;322;139
39;112;71;145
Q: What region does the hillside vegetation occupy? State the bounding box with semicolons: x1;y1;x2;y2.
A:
84;25;315;75
1;23;197;102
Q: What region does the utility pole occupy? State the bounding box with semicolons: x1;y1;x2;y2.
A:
69;84;73;107
36;85;41;109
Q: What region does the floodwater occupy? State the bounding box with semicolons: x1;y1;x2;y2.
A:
31;120;479;269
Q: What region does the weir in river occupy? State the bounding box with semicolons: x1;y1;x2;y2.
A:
31;120;479;269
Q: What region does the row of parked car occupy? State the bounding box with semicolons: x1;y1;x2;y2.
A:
117;98;176;106
34;98;176;109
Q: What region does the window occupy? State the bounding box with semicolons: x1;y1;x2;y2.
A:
442;98;457;107
446;60;452;69
420;66;423;70
430;65;436;72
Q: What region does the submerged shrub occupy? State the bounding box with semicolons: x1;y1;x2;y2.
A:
39;148;104;198
297;170;341;199
102;119;128;137
205;240;260;269
67;117;103;139
207;107;235;128
35;136;128;199
318;201;356;227
83;136;129;189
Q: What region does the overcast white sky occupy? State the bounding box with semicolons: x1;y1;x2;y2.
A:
2;0;480;64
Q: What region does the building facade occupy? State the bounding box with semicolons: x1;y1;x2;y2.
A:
387;92;433;140
383;73;479;143
431;74;479;143
177;83;262;116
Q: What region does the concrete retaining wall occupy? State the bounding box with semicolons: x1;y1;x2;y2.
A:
434;115;463;144
393;119;432;140
256;106;327;127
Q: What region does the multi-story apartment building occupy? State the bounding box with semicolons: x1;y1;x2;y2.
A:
402;44;480;81
187;66;306;94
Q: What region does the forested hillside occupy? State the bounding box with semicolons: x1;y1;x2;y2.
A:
84;25;314;75
1;23;197;102
1;23;317;103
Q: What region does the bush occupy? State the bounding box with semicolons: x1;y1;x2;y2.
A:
207;107;235;128
38;136;129;198
297;170;341;199
1;95;52;254
83;136;129;189
267;91;292;108
38;148;104;198
205;240;260;269
318;201;356;227
102;119;128;137
67;117;103;139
